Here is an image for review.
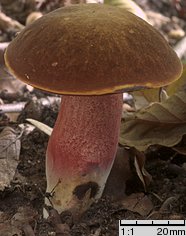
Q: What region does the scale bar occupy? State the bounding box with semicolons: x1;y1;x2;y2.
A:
119;220;185;227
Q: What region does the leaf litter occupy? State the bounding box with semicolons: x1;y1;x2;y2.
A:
0;127;22;191
120;90;186;151
0;0;186;235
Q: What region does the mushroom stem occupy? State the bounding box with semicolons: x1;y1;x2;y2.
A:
45;93;123;215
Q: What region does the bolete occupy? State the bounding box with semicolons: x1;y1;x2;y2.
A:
5;4;182;216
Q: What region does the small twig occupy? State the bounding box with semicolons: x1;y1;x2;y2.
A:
45;179;61;206
150;192;164;203
26;118;52;136
0;96;61;114
0;102;26;113
41;179;61;211
0;12;24;31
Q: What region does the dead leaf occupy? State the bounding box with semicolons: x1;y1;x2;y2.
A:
103;147;131;201
132;88;160;110
122;104;136;121
172;146;186;155
0;222;22;236
0;127;21;190
166;64;186;96
26;118;52;136
131;148;152;192
104;0;147;21
159;197;178;213
119;90;186;151
121;192;153;216
0;207;37;236
22;224;36;236
131;87;169;110
172;135;186;155
11;206;38;228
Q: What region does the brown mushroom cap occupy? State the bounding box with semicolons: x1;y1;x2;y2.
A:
5;4;182;95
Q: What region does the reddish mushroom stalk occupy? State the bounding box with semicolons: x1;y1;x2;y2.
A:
45;94;123;214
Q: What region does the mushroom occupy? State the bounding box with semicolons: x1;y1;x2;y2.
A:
5;4;182;216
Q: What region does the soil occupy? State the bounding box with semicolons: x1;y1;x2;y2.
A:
0;1;185;236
